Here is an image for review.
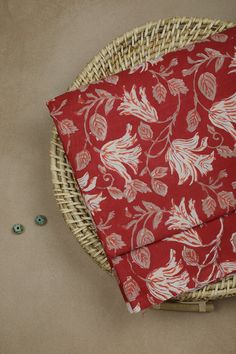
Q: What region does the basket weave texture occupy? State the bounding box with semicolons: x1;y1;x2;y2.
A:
50;17;236;303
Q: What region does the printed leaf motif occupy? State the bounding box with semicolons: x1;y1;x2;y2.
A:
211;33;228;42
131;247;151;269
124;179;151;203
106;233;126;251
142;201;161;213
182;247;199;266
151;179;168;197
59;119;78;135
182;65;198;77
198;72;216;100
151;167;168;179
168;78;188;96
207;124;216;134
75;150;91;171
138;122;153;141
215;57;224;72
152;82;167;103
123;276;140;302
153;212;163;229
204;48;221;58
89;113;107;141
105;75;119;85
98;164;107;174
141;201;163;229
105;99;115;115
107;186;123;199
202;196;217;217
186;109;201;132
136;228;155;247
95;88;112;98
217;191;236;210
186;43;195;52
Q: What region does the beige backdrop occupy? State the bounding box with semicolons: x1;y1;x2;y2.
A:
1;1;236;353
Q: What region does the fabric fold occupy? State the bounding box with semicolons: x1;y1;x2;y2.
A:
112;210;236;312
47;25;236;312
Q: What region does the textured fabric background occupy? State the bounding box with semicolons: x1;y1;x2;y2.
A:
1;1;236;353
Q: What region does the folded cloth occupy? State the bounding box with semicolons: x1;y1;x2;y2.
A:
47;25;236;313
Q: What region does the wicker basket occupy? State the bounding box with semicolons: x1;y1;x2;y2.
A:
50;17;236;312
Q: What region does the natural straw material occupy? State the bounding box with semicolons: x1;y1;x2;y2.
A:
50;17;236;308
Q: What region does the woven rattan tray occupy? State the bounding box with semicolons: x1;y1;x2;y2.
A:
50;17;236;312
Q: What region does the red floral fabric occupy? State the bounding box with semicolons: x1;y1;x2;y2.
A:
47;26;236;313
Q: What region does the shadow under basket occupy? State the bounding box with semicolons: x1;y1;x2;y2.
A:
50;16;236;312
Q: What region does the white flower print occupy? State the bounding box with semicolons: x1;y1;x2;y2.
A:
146;250;190;301
106;233;126;251
165;197;204;247
165;198;203;246
166;198;202;230
166;133;215;185
99;124;142;182
118;85;159;123
166;229;203;247
209;92;236;140
84;192;106;215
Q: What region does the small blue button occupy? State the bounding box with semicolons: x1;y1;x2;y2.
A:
35;215;47;226
12;224;25;234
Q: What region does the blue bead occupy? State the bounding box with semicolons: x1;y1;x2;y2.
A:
35;215;47;226
12;224;24;234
